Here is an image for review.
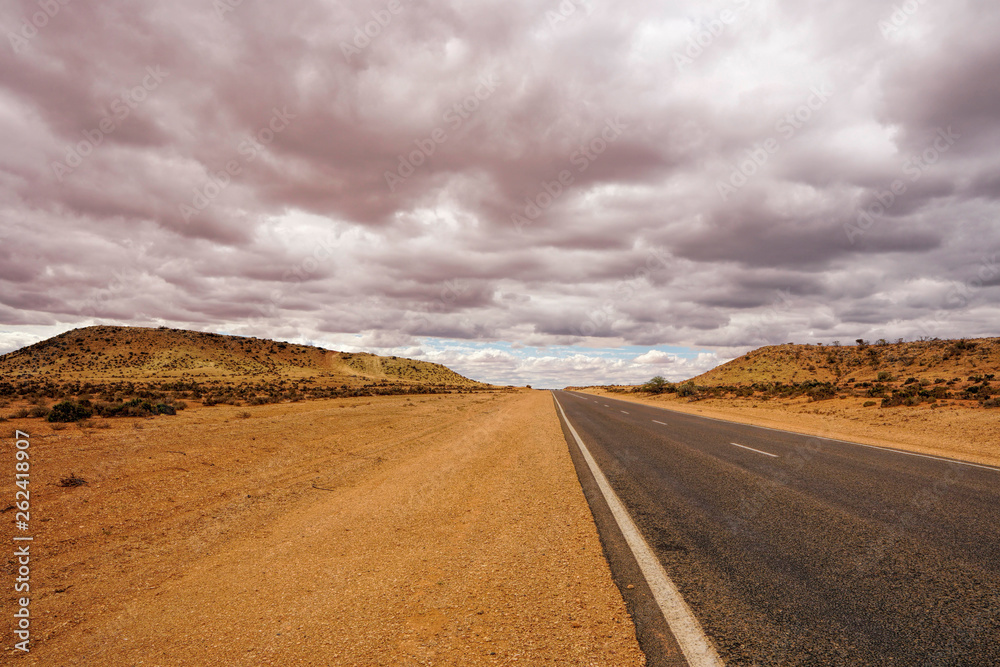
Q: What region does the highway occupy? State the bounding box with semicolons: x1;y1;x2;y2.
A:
552;390;1000;666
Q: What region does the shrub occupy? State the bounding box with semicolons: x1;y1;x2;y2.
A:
29;406;51;419
877;371;894;382
641;376;669;394
677;382;698;398
863;401;877;407
47;401;93;423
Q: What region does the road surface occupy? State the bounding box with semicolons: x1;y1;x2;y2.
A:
552;390;1000;666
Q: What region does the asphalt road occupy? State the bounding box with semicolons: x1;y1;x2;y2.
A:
552;390;1000;666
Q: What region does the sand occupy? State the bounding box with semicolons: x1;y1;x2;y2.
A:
2;391;644;666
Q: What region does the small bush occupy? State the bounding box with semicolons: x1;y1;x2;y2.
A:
29;406;51;419
863;401;877;407
58;473;88;487
677;382;698;398
641;376;669;394
47;401;92;422
877;371;894;382
236;411;252;419
10;408;29;419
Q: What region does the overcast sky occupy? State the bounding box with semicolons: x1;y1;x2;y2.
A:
1;0;998;387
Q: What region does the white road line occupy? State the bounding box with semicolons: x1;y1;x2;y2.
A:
729;443;778;458
567;392;1000;473
553;394;725;667
653;420;668;426
621;410;630;415
604;404;610;407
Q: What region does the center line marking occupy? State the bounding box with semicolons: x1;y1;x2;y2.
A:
730;442;778;458
653;420;668;426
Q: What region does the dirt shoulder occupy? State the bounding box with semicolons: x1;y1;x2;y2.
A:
574;388;1000;469
3;391;644;666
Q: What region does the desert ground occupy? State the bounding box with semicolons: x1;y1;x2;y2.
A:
574;388;1000;469
2;391;645;666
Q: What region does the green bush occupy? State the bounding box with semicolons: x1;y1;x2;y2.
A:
47;401;93;423
641;376;669;394
677;382;698;398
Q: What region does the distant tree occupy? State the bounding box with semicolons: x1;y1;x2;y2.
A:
856;339;869;349
642;376;668;394
832;341;841;347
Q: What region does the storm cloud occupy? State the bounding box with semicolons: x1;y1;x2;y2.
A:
1;0;998;385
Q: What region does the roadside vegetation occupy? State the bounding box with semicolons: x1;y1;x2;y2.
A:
613;337;1000;411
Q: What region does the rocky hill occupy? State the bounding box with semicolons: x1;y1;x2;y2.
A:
0;325;485;389
691;338;1000;386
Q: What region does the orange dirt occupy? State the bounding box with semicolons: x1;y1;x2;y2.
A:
2;391;645;666
576;388;1000;469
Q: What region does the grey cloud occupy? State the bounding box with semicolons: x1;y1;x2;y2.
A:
2;0;1000;387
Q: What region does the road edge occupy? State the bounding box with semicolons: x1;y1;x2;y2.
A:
552;391;725;667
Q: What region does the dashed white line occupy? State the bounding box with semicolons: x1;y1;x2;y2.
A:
621;410;630;415
553;394;725;667
729;442;778;458
653;420;668;426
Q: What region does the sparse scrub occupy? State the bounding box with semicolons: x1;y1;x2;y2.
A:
47;401;92;422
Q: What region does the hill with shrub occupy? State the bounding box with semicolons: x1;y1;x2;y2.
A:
579;337;1000;410
0;326;495;421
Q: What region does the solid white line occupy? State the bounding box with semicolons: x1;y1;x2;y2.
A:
653;420;668;426
553;394;725;667
729;443;778;458
565;392;1000;473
